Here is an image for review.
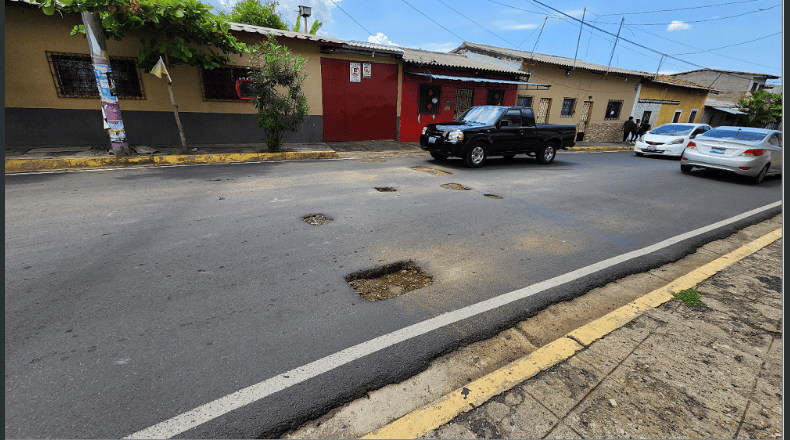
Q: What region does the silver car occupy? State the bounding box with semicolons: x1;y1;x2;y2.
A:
680;126;782;184
634;123;711;157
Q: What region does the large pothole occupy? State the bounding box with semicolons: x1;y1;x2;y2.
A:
303;214;333;226
410;166;452;176
441;183;470;190
345;260;433;301
375;187;397;192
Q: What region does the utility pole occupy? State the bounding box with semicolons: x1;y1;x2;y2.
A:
605;17;625;75
298;5;311;33
572;7;586;71
81;11;129;155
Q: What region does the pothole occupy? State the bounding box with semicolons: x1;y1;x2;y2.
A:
360;158;386;162
410;166;452;176
484;194;502;199
302;214;333;226
375;187;397;192
345;260;433;301
441;183;470;190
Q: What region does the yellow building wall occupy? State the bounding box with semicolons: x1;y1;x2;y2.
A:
638;83;710;125
4;4;401;117
515;63;641;142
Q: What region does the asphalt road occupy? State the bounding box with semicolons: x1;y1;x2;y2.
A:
5;151;781;438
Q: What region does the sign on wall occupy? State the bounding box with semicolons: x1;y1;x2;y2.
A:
363;63;371;78
350;62;361;82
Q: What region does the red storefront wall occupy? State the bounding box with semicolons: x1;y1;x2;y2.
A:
399;67;518;142
321;58;399;142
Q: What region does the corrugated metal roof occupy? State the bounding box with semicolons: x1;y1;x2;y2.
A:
401;47;524;75
228;22;344;45
648;74;714;91
673;68;780;80
344;40;404;54
452;42;651;77
408;72;549;87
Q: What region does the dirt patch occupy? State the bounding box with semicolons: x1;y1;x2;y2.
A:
375;187;397;192
484;194;502;199
303;214;333;226
410;166;452;176
346;261;433;301
441;183;470;190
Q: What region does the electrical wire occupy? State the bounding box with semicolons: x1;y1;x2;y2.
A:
596;4;781;26
326;0;381;43
672;32;781;56
399;0;466;42
433;0;518;48
595;0;764;17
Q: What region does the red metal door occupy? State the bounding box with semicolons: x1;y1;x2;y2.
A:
321;58;398;142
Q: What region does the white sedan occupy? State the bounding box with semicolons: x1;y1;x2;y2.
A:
680;126;783;185
634;123;712;157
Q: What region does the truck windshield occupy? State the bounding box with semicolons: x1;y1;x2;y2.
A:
458;106;507;125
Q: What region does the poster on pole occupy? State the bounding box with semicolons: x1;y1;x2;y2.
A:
350;62;361;82
363;63;372;78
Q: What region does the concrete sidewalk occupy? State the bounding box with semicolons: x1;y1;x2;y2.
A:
283;218;783;440
4;140;633;173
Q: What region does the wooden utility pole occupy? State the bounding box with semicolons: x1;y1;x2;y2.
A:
81;11;129;155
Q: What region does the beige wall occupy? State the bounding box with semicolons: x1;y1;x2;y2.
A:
517;63;640;141
5;4;401;117
638;83;710;126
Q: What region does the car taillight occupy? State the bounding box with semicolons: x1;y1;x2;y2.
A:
741;149;767;157
686;141;696;149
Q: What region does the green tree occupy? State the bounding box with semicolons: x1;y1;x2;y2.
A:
218;0;287;30
738;89;782;128
248;35;309;152
38;0;249;152
292;14;322;34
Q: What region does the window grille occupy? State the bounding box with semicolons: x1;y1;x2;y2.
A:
47;52;144;99
560;98;576;117
604;100;623;120
419;85;441;114
202;67;251;101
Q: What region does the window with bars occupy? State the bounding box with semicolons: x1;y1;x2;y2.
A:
560;98;576;117
418;85;442;114
201;66;251;101
604;100;623;120
48;52;144;99
516;95;533;108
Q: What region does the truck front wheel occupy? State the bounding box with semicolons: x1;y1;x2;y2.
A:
464;143;488;168
536;143;557;164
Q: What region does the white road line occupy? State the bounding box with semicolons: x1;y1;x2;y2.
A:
126;201;782;439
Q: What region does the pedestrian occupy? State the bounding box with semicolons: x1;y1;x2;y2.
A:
630;119;641;143
622;116;635;143
637;120;651;141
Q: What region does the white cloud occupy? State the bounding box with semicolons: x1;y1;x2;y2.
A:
418;42;456;53
503;23;539;30
368;32;398;46
667;21;691;31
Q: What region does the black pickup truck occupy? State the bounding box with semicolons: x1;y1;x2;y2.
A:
419;105;577;168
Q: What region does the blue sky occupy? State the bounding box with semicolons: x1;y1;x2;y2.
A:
206;0;783;83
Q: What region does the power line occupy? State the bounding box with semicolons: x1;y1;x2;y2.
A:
433;0;517;48
672;32;781;56
326;0;381;43
595;0;764;17
596;4;780;26
399;0;465;42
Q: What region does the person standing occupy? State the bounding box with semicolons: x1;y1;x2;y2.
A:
630;119;641;142
638;120;651;141
622;116;635;143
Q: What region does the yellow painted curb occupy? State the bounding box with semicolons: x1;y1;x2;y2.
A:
362;227;781;439
4;151;339;173
361;337;583;440
567;146;634;151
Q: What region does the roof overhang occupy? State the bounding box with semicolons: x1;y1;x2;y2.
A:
408;72;550;89
711;107;747;115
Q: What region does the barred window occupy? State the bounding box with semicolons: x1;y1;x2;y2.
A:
604;100;623;120
48;52;144;99
560;98;576;117
201;67;251;101
516;95;533;107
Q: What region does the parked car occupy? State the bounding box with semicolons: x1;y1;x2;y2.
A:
680;126;783;184
634;123;712;157
419;106;576;168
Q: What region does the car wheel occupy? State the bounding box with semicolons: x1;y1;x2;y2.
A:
502;154;515;160
752;164;769;185
680;164;693;173
463;143;488;168
430;152;449;162
536;142;556;165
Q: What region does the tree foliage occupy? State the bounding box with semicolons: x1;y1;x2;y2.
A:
217;0;287;30
38;0;247;72
249;35;309;152
738;90;782;128
292;14;322;34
